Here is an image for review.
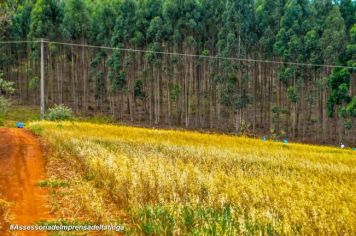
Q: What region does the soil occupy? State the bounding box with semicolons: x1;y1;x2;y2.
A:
0;128;50;236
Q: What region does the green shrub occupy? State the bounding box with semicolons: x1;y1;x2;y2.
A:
0;77;15;95
46;104;73;121
0;96;11;116
37;179;69;188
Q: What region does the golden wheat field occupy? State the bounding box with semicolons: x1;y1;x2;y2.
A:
28;121;356;235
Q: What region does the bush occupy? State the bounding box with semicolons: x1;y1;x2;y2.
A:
0;77;15;95
46;104;73;121
0;96;11;116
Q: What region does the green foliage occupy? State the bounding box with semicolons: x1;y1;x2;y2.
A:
37;179;69;188
89;0;118;45
61;0;90;40
170;84;181;102
29;76;40;91
304;29;322;64
274;0;310;63
256;0;284;56
111;0;137;46
343;119;352;130
221;76;251;110
46;104;73;121
94;71;105;100
327;19;355;120
0;73;15;118
0;96;11;117
132;204;280;235
0;75;15;95
29;0;62;40
201;49;210;56
108;50;127;92
346;24;356;70
345;96;356;117
218;0;255;57
278;67;295;84
340;0;355;31
287;86;299;103
320;6;347;64
327;68;352;118
134;80;145;99
339;96;356;130
10;0;33;40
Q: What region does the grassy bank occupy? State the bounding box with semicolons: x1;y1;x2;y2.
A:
0;105;40;127
28;121;356;235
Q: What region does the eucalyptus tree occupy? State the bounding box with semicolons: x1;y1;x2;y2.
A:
274;0;312;138
328;23;356;140
146;16;165;124
339;0;355;32
61;0;91;111
256;0;286;131
110;0;137;120
162;0;202;127
26;0;62;106
135;0;164;124
5;1;34;103
29;0;62;40
320;6;347;65
317;5;349;140
256;0;285;58
198;0;224;128
89;0;118;113
10;0;33;40
218;0;255;132
61;0;90;41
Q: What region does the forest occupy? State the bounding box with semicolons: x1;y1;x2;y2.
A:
0;0;355;144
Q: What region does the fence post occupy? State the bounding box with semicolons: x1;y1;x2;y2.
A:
40;38;45;120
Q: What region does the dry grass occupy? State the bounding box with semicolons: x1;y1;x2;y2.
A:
0;198;9;233
29;121;356;235
37;142;124;236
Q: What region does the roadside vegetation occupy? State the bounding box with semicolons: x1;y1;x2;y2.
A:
28;121;356;235
0;72;15;126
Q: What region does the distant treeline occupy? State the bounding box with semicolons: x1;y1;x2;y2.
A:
0;0;355;144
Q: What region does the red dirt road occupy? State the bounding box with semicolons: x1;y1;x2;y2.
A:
0;128;50;235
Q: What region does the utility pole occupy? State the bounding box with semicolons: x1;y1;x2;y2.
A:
40;38;45;119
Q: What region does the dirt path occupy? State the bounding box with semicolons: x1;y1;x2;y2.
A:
0;128;50;236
